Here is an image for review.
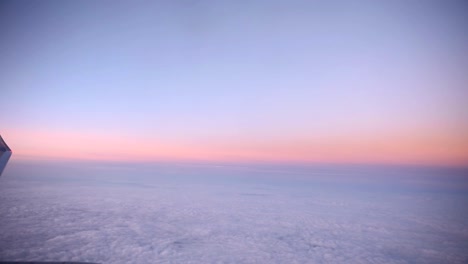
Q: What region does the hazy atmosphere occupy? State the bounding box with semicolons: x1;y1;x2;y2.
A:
1;0;467;263
1;0;467;165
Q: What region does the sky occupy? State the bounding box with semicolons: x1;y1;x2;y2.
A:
1;0;467;166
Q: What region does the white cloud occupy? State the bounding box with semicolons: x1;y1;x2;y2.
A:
0;162;467;263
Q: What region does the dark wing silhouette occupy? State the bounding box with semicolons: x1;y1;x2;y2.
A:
0;134;12;177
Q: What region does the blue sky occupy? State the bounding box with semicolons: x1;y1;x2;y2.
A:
1;0;467;165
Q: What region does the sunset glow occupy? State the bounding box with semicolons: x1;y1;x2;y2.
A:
1;0;467;168
4;126;467;166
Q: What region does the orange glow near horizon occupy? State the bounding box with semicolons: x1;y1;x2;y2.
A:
3;128;468;167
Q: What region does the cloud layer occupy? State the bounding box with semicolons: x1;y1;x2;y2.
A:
1;162;467;263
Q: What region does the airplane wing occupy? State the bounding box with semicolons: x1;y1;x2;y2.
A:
0;134;12;177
